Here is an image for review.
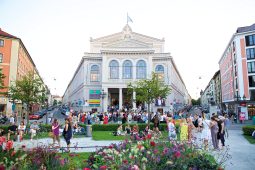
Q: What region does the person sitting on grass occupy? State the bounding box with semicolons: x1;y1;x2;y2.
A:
7;122;18;141
116;124;125;136
30;121;39;141
125;124;131;135
132;125;139;136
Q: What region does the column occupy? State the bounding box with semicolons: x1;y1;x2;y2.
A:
119;88;123;110
132;91;136;110
103;88;108;113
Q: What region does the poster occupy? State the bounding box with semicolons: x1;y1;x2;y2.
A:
240;106;248;120
89;90;101;107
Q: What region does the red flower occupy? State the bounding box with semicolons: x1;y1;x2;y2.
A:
83;168;91;170
11;151;16;157
147;134;152;139
0;136;6;146
6;140;13;151
174;151;181;158
123;159;128;164
137;144;142;150
108;145;113;149
150;141;156;147
100;165;107;170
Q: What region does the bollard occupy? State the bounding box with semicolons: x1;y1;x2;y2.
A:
86;125;92;137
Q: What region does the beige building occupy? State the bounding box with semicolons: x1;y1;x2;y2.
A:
63;25;190;113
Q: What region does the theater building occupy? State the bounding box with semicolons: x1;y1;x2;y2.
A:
63;25;190;113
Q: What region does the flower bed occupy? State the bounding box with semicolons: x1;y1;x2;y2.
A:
86;134;221;170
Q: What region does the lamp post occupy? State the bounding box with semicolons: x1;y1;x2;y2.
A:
100;89;106;113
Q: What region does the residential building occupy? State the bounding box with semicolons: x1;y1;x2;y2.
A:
0;28;46;115
63;25;190;113
219;23;255;120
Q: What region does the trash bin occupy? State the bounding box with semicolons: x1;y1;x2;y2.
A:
86;125;92;137
253;116;255;125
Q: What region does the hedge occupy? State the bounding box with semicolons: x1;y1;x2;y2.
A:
87;123;180;132
0;124;52;134
242;125;255;135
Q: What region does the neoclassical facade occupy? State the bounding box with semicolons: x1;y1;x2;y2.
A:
63;25;190;113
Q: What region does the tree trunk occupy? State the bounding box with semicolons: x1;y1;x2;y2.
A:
147;103;150;129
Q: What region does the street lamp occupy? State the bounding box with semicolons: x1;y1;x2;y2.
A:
100;89;106;113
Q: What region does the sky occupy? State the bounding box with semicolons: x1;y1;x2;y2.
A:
1;0;255;99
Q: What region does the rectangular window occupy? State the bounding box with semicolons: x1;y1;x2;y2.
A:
245;34;255;46
249;76;255;87
0;39;3;47
246;48;255;60
250;90;255;101
0;53;3;63
247;62;255;73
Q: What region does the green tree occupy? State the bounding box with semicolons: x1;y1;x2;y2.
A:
128;72;171;126
53;99;58;106
9;72;46;123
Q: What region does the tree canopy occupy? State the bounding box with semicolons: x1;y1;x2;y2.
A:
9;72;46;116
128;72;171;112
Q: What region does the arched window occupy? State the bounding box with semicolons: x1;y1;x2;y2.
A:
136;60;146;79
109;60;119;79
90;65;100;82
155;65;164;81
123;60;132;79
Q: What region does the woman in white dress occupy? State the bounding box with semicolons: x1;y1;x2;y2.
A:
201;118;211;150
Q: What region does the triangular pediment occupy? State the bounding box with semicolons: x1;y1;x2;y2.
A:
103;38;152;48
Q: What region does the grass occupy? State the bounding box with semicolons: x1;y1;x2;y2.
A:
243;135;255;144
91;131;178;141
92;131;127;140
58;152;91;168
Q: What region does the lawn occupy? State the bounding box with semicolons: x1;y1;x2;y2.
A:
243;135;255;144
92;131;172;141
92;131;127;140
58;152;91;168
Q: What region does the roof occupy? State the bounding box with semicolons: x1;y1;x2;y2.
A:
0;28;17;39
236;23;255;33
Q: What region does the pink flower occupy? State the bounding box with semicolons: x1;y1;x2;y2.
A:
0;164;5;170
59;159;65;166
83;168;91;170
100;165;107;170
174;151;181;158
69;153;75;157
131;165;139;170
150;141;156;147
153;149;158;154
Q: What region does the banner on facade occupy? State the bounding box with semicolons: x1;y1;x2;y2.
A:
89;90;101;107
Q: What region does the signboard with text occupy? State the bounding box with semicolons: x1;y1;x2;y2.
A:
89;90;101;107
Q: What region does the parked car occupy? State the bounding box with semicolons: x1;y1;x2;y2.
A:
29;112;42;120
